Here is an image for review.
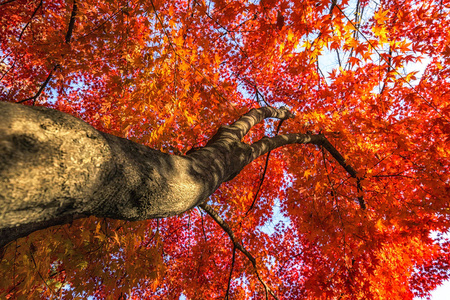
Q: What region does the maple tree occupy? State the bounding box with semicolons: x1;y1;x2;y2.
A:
1;0;450;298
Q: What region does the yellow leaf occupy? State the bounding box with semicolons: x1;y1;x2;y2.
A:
304;169;311;179
287;30;295;42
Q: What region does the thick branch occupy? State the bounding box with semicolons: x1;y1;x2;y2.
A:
249;133;366;209
199;203;279;300
0;103;364;249
187;107;296;185
250;133;323;160
207;107;294;145
0;102;214;247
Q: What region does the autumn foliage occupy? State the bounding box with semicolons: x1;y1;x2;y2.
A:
1;0;450;299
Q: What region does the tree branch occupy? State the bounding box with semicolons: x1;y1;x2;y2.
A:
18;0;43;41
317;135;366;209
225;246;236;300
1;103;364;248
65;0;78;43
246;119;285;215
30;249;56;297
201;106;365;209
17;0;77;105
199;203;279;300
249;133;321;160
17;65;58;104
248;133;366;209
207;107;294;146
0;0;16;6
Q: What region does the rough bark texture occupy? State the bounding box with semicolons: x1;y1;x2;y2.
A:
0;102;358;248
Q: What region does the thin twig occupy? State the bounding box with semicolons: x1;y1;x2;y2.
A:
318;135;366;209
18;0;43;41
17;65;58;104
321;146;348;262
379;46;392;96
0;0;17;5
277;252;302;275
17;1;77;105
200;203;279;300
333;0;450;124
225;246;236;299
199;209;208;242
74;6;125;42
30;248;56;297
246;119;285;215
0;60;16;82
65;0;78;43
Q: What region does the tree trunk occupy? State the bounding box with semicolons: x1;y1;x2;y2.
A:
0;102;358;248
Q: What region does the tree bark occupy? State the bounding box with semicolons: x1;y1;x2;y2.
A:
0;102;359;248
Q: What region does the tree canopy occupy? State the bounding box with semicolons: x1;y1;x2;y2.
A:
1;0;450;299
